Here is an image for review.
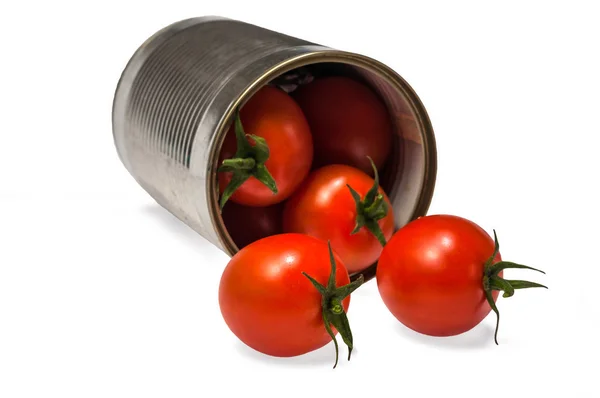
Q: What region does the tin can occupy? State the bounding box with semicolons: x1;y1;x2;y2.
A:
112;16;437;281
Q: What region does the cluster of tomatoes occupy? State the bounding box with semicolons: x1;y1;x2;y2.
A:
216;74;547;368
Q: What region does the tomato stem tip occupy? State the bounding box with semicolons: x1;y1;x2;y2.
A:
302;241;364;368
483;230;548;345
346;157;388;247
218;109;278;209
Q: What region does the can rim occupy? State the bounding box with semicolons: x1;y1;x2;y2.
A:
207;48;438;282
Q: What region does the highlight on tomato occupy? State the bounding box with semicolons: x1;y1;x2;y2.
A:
376;214;547;344
292;76;393;176
218;85;313;208
221;201;284;249
283;158;394;274
218;233;364;368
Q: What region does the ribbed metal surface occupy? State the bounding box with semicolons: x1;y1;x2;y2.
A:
113;17;315;247
124;18;308;167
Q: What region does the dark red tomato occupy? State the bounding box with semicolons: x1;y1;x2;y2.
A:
218;85;313;206
283;164;394;274
222;202;283;249
292;76;392;176
377;215;502;337
221;201;284;249
219;233;354;359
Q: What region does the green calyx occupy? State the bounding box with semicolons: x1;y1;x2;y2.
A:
218;110;277;209
346;156;388;247
482;230;548;345
302;241;365;369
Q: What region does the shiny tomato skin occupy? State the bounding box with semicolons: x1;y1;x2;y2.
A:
292;76;392;176
219;233;351;357
376;215;502;337
282;164;395;274
221;201;284;250
218;85;313;206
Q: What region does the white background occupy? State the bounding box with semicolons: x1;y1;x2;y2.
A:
1;1;598;397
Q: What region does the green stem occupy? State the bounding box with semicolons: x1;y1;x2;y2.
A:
302;241;364;369
218;109;277;209
347;156;389;247
482;230;548;345
363;194;385;218
365;220;387;247
220;157;256;171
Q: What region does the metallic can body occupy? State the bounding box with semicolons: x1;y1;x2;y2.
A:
112;16;437;278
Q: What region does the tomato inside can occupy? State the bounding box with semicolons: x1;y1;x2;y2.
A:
112;16;437;281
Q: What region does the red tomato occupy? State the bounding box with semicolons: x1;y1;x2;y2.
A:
218;85;313;207
376;214;546;343
221;201;283;249
219;233;362;365
283;164;394;274
292;76;392;176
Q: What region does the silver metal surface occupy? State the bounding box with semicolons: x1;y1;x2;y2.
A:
112;16;437;277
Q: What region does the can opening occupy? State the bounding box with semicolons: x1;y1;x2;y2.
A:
211;52;436;281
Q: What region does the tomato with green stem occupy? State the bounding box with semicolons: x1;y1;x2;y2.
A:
283;158;394;274
292;76;393;176
219;233;363;368
376;214;547;343
218;85;313;208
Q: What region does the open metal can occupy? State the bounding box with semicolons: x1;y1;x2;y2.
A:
112;16;437;281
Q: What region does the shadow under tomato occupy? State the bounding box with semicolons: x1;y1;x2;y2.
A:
141;204;215;255
234;340;356;368
394;322;496;350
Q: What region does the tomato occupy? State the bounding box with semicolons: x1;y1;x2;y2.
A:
221;201;283;249
218;85;313;208
219;233;363;367
292;76;392;176
283;163;394;275
376;214;547;343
